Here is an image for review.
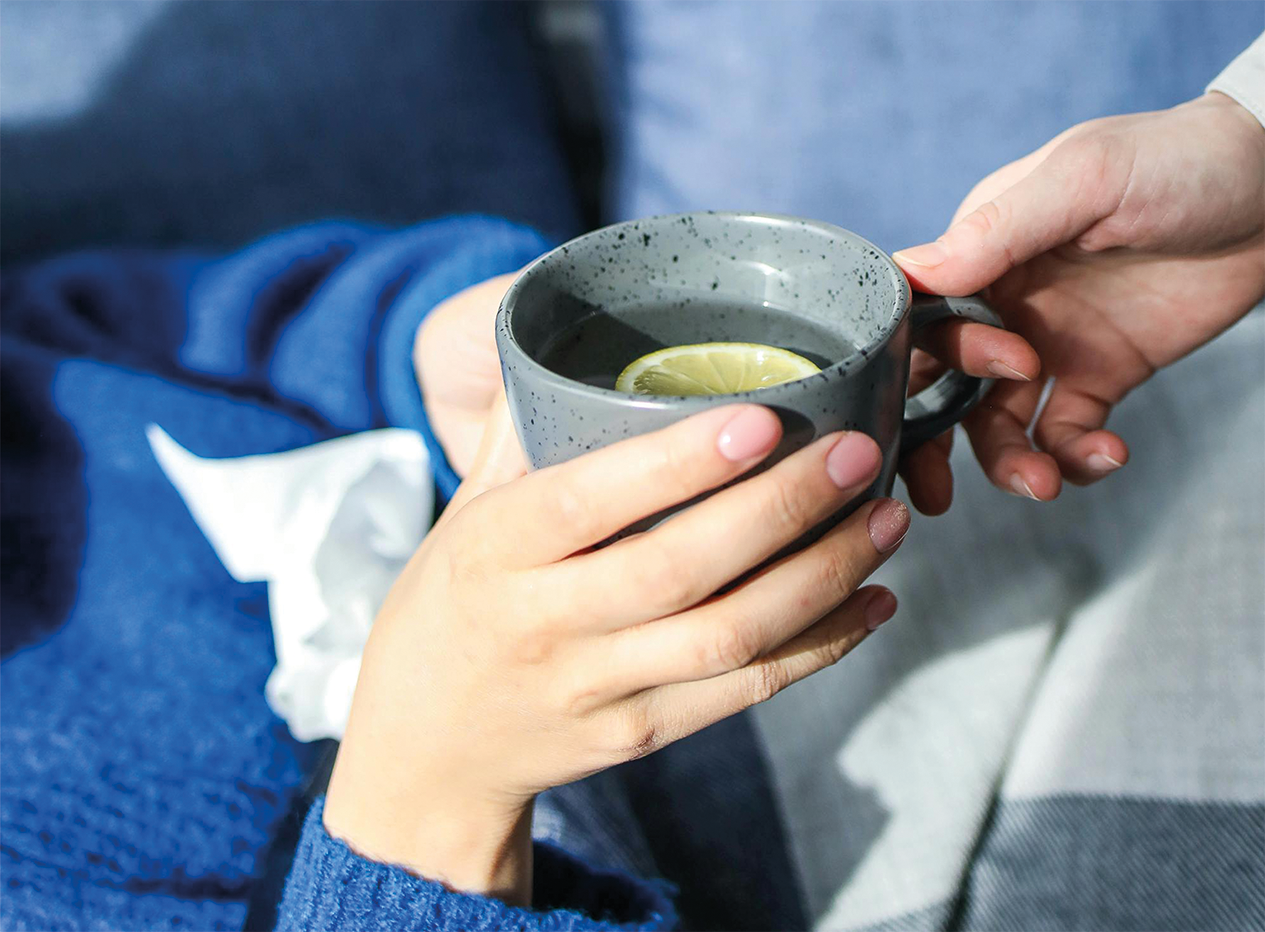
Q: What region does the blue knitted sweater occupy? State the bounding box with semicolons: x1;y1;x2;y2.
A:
0;218;677;930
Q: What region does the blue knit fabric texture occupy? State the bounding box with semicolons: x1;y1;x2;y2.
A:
277;799;675;931
0;216;673;930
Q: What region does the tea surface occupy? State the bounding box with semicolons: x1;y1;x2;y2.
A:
538;298;856;389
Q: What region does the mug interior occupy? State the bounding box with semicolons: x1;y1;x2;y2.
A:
503;212;909;393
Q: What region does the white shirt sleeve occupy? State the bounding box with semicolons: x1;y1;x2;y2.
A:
1207;33;1265;128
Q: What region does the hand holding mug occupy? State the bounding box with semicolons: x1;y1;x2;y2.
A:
496;213;1028;539
323;400;908;905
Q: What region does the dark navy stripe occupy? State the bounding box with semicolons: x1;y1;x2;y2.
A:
954;795;1265;932
618;712;809;931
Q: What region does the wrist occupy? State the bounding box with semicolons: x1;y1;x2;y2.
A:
1200;91;1265;144
323;736;536;905
1181;92;1265;251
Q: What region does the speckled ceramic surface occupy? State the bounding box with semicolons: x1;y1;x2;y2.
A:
497;211;999;520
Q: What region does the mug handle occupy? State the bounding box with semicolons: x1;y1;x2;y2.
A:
901;292;1004;454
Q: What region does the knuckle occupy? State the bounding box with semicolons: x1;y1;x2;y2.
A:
545;481;596;542
447;490;504;554
708;620;762;673
815;631;853;669
1053;133;1126;211
442;495;481;538
747;661;791;706
657;436;703;502
445;547;486;589
962;198;1007;240
438;525;494;585
610;705;661;760
1073;225;1116;253
817;541;866;603
508;615;557;666
1054;131;1110;174
554;674;604;718
959;177;995;216
766;476;812;535
633;544;703;612
951;198;1020;274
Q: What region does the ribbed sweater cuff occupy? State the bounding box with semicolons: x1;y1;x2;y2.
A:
277;797;677;931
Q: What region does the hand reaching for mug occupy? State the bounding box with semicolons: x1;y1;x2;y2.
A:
323;399;909;905
893;91;1265;512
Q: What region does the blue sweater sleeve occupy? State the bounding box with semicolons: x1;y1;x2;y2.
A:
374;216;556;502
277;797;678;931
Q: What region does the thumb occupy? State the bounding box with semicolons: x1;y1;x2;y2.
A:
436;388;528;526
894;139;1118;295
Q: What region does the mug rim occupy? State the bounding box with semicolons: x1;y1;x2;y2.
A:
497;210;913;408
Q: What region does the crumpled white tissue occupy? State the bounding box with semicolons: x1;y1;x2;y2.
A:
147;425;432;742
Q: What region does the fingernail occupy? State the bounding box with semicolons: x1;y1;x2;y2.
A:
1009;474;1041;500
717;407;780;462
987;360;1032;381
865;589;898;631
825;432;881;490
867;498;910;552
1086;453;1123;473
892;241;949;268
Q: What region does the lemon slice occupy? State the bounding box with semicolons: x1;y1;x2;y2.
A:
615;342;821;396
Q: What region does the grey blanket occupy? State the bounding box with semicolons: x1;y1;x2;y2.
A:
753;308;1265;931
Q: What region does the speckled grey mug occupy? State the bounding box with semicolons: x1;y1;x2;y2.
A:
496;211;1000;521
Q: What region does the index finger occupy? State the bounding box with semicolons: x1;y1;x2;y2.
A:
913;318;1040;382
472;404;784;565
